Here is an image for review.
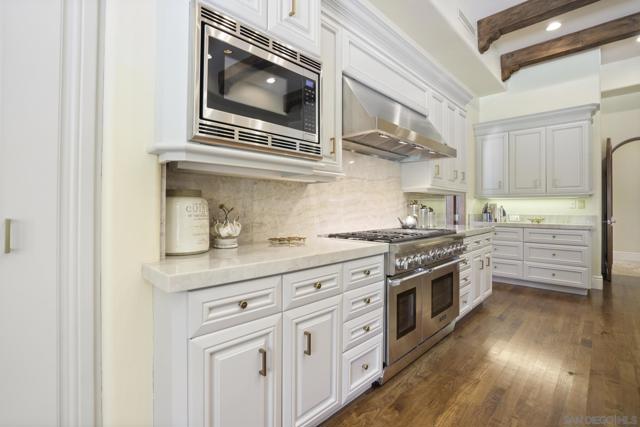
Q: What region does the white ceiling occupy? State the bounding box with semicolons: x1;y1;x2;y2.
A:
459;0;640;63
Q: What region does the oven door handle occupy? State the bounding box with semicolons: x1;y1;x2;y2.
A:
388;258;461;287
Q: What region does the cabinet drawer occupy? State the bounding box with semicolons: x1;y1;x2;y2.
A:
493;227;523;242
341;334;383;404
459;284;472;317
492;241;523;261
460;268;471;289
523;262;589;289
492;259;523;279
343;255;385;291
524;243;589;267
524;228;591;246
188;276;282;337
464;233;492;250
459;253;472;271
342;308;383;352
283;263;342;310
342;281;384;322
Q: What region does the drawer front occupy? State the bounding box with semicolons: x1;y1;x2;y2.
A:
342;281;384;322
459;252;472;271
524;243;589;267
459;284;472;318
342;334;383;404
493;227;523;242
492;241;523;261
188;276;282;337
464;233;492;251
523;262;589;289
524;228;591;246
283;263;342;310
460;268;471;289
342;308;384;352
492;259;523;279
343;255;385;291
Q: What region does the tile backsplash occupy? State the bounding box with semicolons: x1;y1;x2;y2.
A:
167;151;414;244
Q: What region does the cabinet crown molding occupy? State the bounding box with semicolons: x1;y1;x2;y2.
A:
474;103;599;136
322;0;473;109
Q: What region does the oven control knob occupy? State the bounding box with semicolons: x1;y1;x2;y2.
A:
410;255;420;267
395;258;405;269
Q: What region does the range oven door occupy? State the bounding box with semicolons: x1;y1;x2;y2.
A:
387;271;424;364
199;24;319;143
422;259;460;341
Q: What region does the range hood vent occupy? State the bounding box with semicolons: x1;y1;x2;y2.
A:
342;76;455;161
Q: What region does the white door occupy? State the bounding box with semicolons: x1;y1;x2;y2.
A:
509;127;546;194
546;121;591;194
455;109;467;189
428;90;447;184
268;0;321;56
443;103;457;184
471;252;484;306
0;2;62;425
283;295;341;427
189;314;282;427
205;0;268;29
482;248;493;299
477;133;508;196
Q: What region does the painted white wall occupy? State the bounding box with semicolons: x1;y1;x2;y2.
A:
601;56;640;95
601;91;640;255
101;0;159;425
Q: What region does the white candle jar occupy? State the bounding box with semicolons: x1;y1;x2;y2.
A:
165;189;210;255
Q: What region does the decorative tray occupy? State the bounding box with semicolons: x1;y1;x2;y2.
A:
268;236;306;246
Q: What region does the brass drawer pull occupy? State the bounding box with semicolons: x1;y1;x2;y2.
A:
363;269;371;276
330;137;336;155
304;331;311;355
259;348;267;376
364;297;371;304
363;325;371;333
362;363;369;370
4;218;11;254
289;0;296;16
486;256;491;267
313;281;322;289
239;300;248;309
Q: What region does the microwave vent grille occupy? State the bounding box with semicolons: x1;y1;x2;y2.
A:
238;130;269;146
299;142;322;156
272;41;298;61
299;55;321;72
198;123;235;140
201;7;237;33
239;26;269;48
271;137;297;151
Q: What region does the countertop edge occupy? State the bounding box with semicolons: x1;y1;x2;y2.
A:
471;222;595;230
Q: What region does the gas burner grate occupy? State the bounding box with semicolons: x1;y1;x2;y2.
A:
327;228;455;243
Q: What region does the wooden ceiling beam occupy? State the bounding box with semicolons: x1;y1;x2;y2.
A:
478;0;601;53
500;12;640;81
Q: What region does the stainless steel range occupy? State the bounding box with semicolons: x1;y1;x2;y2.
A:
328;228;464;381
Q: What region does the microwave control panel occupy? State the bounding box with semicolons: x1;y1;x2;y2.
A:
303;79;317;134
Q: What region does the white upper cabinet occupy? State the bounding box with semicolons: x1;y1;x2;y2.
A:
205;0;268;29
455;109;467;188
546;121;591;194
477;133;508;196
474;105;597;198
508;127;546;195
268;0;321;56
319;15;342;170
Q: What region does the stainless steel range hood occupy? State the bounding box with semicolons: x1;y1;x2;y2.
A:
342;76;455;161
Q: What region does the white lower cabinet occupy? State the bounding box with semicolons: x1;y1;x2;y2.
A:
458;232;493;320
283;296;341;427
482;248;493;299
189;314;282;427
341;333;383;404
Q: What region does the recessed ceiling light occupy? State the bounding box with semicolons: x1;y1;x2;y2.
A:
546;21;562;32
266;77;276;84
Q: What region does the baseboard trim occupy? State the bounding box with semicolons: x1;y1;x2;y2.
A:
591;275;603;290
495;277;588;296
614;251;640;262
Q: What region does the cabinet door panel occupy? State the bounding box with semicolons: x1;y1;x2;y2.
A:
456;110;467;188
284;296;341;427
477;133;508;195
206;0;268;29
483;248;493;299
268;0;320;55
546;121;590;194
320;16;341;168
471;252;484;306
189;314;281;427
509;128;545;194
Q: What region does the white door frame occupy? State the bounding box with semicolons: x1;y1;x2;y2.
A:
58;0;102;425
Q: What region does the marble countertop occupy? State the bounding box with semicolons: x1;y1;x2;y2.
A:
143;238;389;293
471;221;594;230
447;225;495;237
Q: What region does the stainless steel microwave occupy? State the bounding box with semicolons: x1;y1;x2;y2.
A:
192;4;322;160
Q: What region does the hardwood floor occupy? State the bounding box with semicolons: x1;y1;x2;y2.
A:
323;276;640;427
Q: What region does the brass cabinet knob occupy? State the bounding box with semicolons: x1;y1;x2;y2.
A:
552;253;556;256
552;273;556;277
363;325;371;332
238;301;248;309
363;269;371;276
313;282;322;289
362;363;369;370
364;297;371;304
